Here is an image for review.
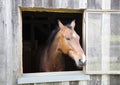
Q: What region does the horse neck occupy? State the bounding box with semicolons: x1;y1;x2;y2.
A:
47;39;61;60
46;39;65;70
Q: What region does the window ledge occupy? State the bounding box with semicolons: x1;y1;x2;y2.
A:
18;71;90;84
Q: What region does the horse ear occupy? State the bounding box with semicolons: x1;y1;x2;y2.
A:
58;20;64;30
70;20;75;30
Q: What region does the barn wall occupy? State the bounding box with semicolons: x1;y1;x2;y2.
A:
21;0;87;9
0;0;13;85
0;0;120;85
0;1;6;85
87;0;120;85
1;0;87;85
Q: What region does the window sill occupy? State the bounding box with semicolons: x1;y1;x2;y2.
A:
18;71;90;84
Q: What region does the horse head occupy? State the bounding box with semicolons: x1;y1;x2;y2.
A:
56;20;86;68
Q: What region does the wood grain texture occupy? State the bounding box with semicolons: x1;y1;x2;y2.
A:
1;0;120;85
0;1;6;85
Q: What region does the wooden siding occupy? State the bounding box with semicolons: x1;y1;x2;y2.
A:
0;1;6;85
0;0;87;85
21;0;87;8
0;0;120;85
0;0;13;85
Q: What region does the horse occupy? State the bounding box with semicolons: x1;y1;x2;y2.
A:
39;20;86;72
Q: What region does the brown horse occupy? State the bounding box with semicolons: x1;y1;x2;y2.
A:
39;20;86;72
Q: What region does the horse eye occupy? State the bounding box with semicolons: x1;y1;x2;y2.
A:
66;38;71;40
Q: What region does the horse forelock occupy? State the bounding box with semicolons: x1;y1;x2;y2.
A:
66;24;72;29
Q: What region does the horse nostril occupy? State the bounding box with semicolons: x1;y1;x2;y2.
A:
79;59;86;66
79;59;81;62
79;59;84;65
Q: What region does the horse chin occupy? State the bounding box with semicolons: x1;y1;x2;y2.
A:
75;60;86;69
73;55;86;68
68;51;86;68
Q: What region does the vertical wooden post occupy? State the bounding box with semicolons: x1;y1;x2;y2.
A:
101;0;111;85
0;0;6;85
12;0;22;85
101;12;110;85
4;0;13;85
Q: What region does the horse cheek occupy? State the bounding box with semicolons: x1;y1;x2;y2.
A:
60;39;68;54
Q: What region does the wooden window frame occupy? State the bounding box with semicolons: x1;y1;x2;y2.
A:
18;7;90;84
85;10;120;74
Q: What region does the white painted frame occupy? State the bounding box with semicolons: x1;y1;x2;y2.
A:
18;71;90;84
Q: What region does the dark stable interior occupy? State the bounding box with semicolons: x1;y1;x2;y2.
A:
22;11;83;73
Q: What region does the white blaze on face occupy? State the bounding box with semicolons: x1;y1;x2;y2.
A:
81;54;86;63
71;32;86;67
72;33;77;38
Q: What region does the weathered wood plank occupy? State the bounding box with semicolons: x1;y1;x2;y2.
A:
2;0;120;85
86;12;102;72
87;75;101;85
110;75;120;85
111;0;120;10
87;0;102;9
22;0;34;7
42;0;54;8
78;81;87;85
101;13;110;72
23;0;87;9
101;0;111;9
0;0;6;85
3;0;13;85
61;81;69;85
12;0;22;85
34;0;42;7
70;81;79;85
101;75;110;85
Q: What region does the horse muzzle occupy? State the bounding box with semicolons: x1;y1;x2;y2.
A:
79;54;86;66
74;54;86;68
78;58;86;67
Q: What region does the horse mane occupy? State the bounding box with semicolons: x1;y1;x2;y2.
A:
46;27;60;48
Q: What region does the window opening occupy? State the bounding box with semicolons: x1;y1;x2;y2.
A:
22;11;84;73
